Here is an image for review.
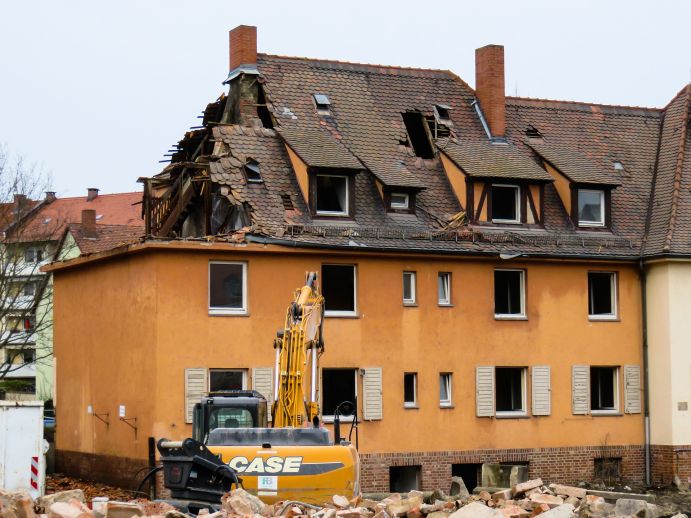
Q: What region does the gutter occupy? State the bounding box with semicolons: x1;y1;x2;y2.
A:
639;258;651;485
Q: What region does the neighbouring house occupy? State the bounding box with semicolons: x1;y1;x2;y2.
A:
46;26;690;490
2;189;143;401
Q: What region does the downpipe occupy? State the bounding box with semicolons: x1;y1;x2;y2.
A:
639;259;651;485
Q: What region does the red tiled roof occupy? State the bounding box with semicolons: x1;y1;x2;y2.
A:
66;223;144;255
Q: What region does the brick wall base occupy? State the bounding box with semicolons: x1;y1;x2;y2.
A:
651;445;691;485
360;445;645;493
56;450;150;492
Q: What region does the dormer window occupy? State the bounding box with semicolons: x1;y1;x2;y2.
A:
433;104;452;125
491;184;520;224
390;193;409;210
243;159;262;183
577;189;605;227
313;94;331;115
315;174;349;216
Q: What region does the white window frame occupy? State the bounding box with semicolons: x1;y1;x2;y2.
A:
208;261;248;316
404;372;418;408
438;272;451;306
323;264;357;317
321;368;357;423
403;271;416;305
588;271;618;321
578;189;605;227
590;366;620;415
494;269;526;320
491;184;521;224
208;368;247;392
495;367;528;418
315;174;349;216
390;192;410;210
439;373;453;407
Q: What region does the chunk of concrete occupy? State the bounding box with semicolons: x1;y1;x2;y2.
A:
499;505;529;516
551;485;586;500
614;498;652;517
450;477;470;499
479;492;492;502
528;494;564;508
0;491;36;518
449;503;503;518
48;502;92;518
492;490;513;503
104;502;142;518
221;489;271;517
36;492;85;515
513;480;543;497
533;505;574;518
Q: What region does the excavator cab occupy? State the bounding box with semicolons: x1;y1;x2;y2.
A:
192;391;268;442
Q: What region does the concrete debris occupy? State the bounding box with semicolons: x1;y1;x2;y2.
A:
1;490;37;518
449;478;469;499
513;480;543;496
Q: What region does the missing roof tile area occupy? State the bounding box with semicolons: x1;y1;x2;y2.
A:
613;161;624;171
244;159;262;183
402;112;435;159
280;194;294;211
526;125;542;138
257;85;274;129
313;93;331;114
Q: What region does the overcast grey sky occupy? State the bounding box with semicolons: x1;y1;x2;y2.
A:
1;0;689;197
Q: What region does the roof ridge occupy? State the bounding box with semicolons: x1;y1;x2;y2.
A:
661;83;691;111
53;191;141;200
507;95;662;113
663;83;691;252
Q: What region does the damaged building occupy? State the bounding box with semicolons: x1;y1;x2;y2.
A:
46;26;691;491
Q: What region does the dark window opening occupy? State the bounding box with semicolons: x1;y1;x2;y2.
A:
452;463;482;493
316;175;348;215
209;369;245;392
257;85;274;129
491;185;520;222
591;367;617;411
244;160;262;183
525;125;542;138
210;195;251;234
209;262;245;311
322;368;356;416
494;270;524;315
426;114;452;139
588;272;615;317
280;194;294;211
389;465;421;493
25;248;44;263
404;372;417;407
434;104;451;122
402;112;435;159
313;94;331;114
322;264;356;314
496;367;525;413
594;457;621;483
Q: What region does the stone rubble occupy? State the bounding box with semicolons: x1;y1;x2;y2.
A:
1;481;687;518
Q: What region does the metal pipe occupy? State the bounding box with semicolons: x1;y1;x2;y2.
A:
639;258;651;485
274;347;280;411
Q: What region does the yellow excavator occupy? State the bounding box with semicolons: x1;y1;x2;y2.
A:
157;273;359;509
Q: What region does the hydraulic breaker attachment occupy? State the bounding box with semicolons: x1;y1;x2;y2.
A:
157;438;242;503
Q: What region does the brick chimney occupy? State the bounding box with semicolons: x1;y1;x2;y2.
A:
13;194;27;216
87;188;99;201
475;45;506;139
45;191;56;203
229;25;257;72
81;209;97;237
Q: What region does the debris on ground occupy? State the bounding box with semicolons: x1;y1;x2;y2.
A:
45;475;133;502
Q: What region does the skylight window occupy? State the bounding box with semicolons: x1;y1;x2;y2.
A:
96;214;103;220
244;160;262;183
434;104;452;123
313;94;331;114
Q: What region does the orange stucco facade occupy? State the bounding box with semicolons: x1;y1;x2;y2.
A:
52;242;644;485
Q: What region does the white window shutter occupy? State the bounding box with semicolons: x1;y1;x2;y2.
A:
362;367;383;420
476;366;495;417
185;368;207;424
531;365;551;416
572;365;590;415
624;365;641;414
252;367;274;421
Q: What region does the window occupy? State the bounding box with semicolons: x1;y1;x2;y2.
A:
390;192;410;210
578;189;605;227
494;269;526;318
434;104;452;123
24;248;44;263
322;264;356;316
491;184;520;223
389;466;421;492
590;366;619;413
438;272;451;306
402;271;416;305
316;174;349;216
23;283;36;298
313;93;331;114
209;369;246;392
439;373;452;407
402;112;435;159
209;262;247;315
6;315;34;333
243;160;262;183
322;368;356;417
495;367;527;416
588;272;617;320
404;372;417;408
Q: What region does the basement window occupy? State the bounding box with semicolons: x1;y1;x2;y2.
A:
491;184;520;223
243;160;262;183
390;466;421;492
578;189;605;227
209;369;247;392
322;264;356;316
588;272;617;320
590;366;619;413
313;94;331;114
402;112;435;159
438;272;451;306
494;269;526;318
322;368;357;418
316;174;349;216
209;262;247;315
403;271;416;305
390;192;410;210
495;367;527;416
404;372;417;408
440;373;453;407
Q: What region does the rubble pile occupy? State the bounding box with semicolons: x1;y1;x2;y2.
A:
0;482;687;518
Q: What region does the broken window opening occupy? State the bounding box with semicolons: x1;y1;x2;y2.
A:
389;466;421;492
402;112;435;158
402;271;416;305
208;261;247;315
578;189;605;227
313;93;331;115
491;184;520;223
209;369;246;392
425;114;451;140
495;367;527;415
316;174;349;216
434;104;452;123
257;85;274;129
322;368;356;417
494;269;525;317
438;272;451;306
440;373;452;407
404;372;417;407
244;159;262;183
452;464;482;492
322;264;356;316
590;366;618;413
210;195;251;235
525;125;542;138
588;272;617;319
280;194;294;211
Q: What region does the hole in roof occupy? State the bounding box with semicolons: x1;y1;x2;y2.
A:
257;84;274;129
613;161;624;171
434;104;452;122
313;94;331;114
43;218;51;224
244;159;262;183
525;125;542;138
96;214;103;220
280;194;294;211
402;112;435;159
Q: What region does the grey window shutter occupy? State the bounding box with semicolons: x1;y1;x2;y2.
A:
185;368;207;424
624;365;641;414
362;367;383;421
252;367;274;421
572;365;590;415
531;365;551;416
476;366;495;417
